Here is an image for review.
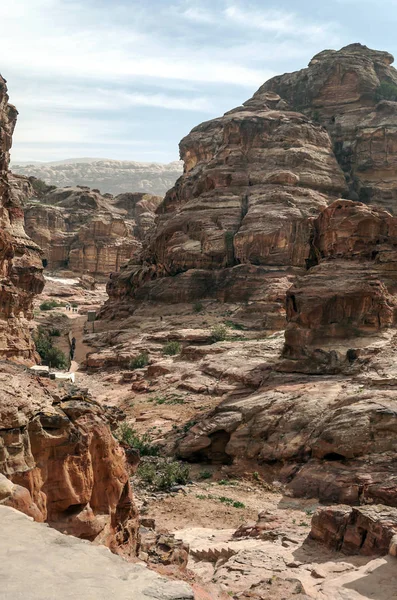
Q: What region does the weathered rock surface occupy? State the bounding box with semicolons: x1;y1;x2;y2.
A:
103;92;346;322
0;362;139;556
23;184;161;277
176;373;397;505
311;505;397;556
283;199;397;367
0;77;44;361
0;506;193;600
259;43;397;214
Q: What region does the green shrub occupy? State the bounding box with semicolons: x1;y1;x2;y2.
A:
116;424;159;456
224;320;245;330
225;231;234;244
40;299;62;311
30;177;55;198
49;328;61;337
312;110;321;123
375;81;397;102
138;458;190;491
198;470;212;480
193;301;203;313
162;341;181;356
34;328;68;369
210;324;229;343
129;352;149;370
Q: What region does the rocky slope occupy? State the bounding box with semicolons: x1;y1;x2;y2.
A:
23;183;162;277
0;77;44;362
12;158;183;196
91;44;397;516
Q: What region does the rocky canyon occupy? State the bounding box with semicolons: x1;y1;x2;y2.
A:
3;43;397;600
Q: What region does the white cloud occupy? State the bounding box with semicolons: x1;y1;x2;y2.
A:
3;0;345;162
224;5;337;40
13;88;214;113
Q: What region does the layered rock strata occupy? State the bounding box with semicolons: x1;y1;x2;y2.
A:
259;43;397;214
0;363;139;556
0;77;44;361
311;505;397;556
103;94;346;322
23;184;162;277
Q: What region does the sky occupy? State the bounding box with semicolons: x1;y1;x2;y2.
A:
4;0;397;163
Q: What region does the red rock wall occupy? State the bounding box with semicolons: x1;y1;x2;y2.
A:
0;78;44;361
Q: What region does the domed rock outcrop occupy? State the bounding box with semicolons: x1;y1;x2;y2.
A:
0;77;44;362
103;94;346;326
259;43;397;214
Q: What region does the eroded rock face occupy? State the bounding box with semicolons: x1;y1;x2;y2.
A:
177;375;397;505
283;199;397;368
23;185;162;277
103;94;346;320
259;43;397;213
0;78;44;361
310;505;397;556
0;363;139;557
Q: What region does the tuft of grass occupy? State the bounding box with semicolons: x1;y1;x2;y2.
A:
129;352;149;370
182;420;197;433
151;393;185;405
162;341;181;356
116;423;159;456
210;324;229;343
198;470;212;480
224;320;245;331
193;301;203;313
138;458;190;491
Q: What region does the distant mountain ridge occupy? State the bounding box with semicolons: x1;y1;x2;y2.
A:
11;158;183;196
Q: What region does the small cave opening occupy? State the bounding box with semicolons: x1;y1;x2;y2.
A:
62;503;86;517
290;294;298;313
42;258;48;268
323;452;346;462
346;348;358;363
190;430;233;465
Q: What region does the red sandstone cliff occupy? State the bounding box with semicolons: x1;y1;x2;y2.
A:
0;77;44;361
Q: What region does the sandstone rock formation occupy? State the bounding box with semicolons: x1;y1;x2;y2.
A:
259;43;397;214
103;92;346;324
311;505;397;556
23;184;162;277
283;198;397;367
0;77;44;361
12;158;183;196
0;363;139;557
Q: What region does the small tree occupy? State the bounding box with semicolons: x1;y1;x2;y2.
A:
34;328;67;369
375;81;397;102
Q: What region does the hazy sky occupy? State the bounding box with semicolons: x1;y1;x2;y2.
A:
4;0;397;163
